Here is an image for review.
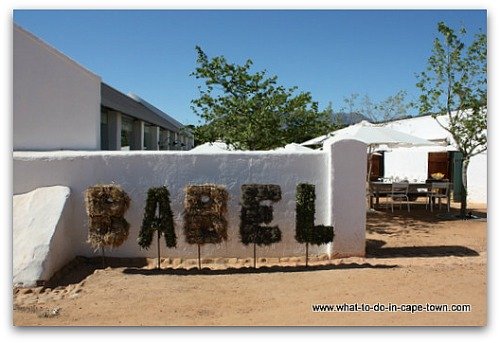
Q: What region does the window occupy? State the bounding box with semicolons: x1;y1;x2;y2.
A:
121;115;133;150
143;124;156;150
100;108;109;150
159;128;169;150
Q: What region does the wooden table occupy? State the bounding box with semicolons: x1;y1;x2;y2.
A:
369;182;432;208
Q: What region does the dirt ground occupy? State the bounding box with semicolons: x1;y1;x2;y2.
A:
13;201;487;326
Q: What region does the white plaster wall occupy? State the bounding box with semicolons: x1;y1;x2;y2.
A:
13;25;101;151
14;148;365;260
380;115;487;203
467;152;487;204
325;140;367;257
383;145;451;183
384;146;486;203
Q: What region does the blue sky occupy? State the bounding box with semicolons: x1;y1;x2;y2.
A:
13;9;486;125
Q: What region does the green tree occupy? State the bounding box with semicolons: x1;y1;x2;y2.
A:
339;91;412;124
376;90;413;122
416;22;486;217
191;46;334;150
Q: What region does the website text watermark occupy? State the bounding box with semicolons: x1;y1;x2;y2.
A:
312;303;471;314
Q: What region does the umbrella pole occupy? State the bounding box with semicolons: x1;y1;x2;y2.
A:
366;146;374;209
367;145;374;183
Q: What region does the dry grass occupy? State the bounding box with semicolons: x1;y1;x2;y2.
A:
84;184;131;250
183;184;228;245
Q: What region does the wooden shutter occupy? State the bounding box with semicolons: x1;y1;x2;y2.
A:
428;152;450;180
368;153;384;181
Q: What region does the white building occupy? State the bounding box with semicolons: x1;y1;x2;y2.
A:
13;24;101;150
13;24;193;152
377;115;487;204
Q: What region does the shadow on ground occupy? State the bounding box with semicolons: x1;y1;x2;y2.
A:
44;256;397;287
45;256;148;288
366;203;486;236
366;238;479;258
367;245;479;258
121;262;397;277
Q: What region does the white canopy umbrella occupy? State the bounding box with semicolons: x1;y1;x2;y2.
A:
303;121;435;148
309;120;438;183
323;121;436;147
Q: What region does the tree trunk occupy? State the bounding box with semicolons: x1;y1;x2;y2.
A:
460;157;470;218
101;246;106;268
197;244;201;270
367;147;373;183
305;242;309;267
253;243;256;269
157;230;161;269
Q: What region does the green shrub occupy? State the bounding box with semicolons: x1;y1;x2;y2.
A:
138;186;176;249
295;183;334;265
240;184;282;246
